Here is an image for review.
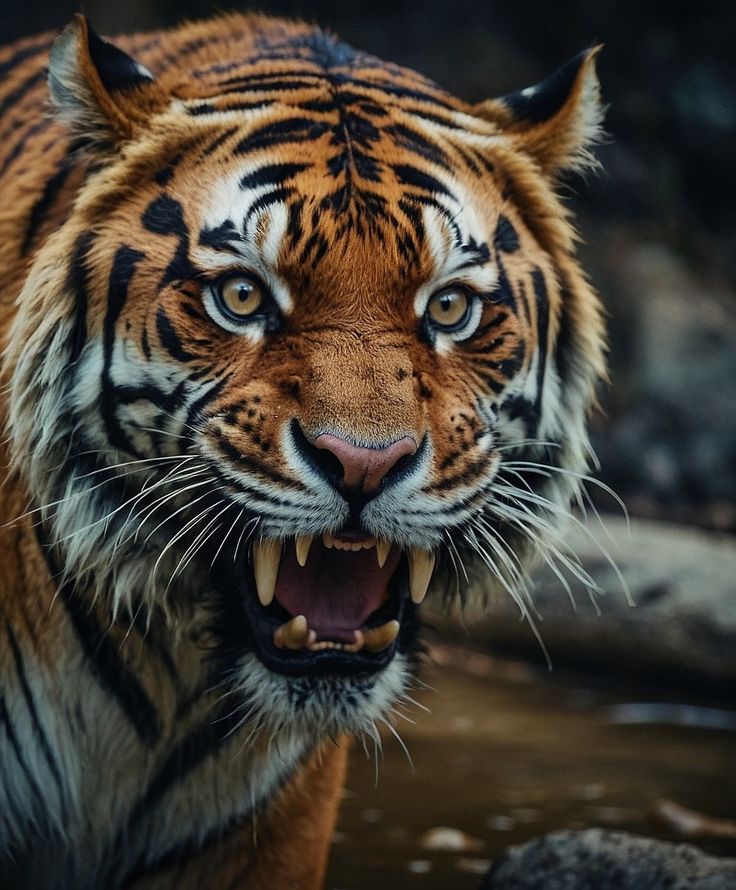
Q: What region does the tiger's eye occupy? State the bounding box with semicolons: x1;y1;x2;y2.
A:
218;275;265;319
426;288;470;329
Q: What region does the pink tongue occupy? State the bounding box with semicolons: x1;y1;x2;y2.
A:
274;543;401;643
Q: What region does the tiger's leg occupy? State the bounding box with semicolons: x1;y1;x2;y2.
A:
128;741;348;890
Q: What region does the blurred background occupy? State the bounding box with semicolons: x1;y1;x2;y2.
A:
3;2;734;887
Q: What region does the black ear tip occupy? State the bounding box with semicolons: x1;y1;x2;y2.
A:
84;19;155;93
499;48;597;124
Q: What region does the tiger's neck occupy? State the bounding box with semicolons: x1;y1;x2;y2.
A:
0;468;315;887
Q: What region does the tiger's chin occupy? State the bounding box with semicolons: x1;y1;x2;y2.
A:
213;531;424;735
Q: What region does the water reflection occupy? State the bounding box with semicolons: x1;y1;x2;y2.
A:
326;644;736;889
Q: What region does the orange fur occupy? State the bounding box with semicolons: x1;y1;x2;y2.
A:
0;14;605;887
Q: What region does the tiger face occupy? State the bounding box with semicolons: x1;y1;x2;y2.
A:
6;15;605;739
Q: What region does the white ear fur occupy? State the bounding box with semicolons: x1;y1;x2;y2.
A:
48;14;156;146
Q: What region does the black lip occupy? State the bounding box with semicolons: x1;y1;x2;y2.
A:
219;552;418;678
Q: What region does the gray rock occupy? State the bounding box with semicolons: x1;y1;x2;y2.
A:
481;829;736;889
430;516;736;695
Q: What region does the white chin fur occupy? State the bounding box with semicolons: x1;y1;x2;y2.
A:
227;652;412;739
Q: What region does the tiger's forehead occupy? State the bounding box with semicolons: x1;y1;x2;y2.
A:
193;152;500;310
186;111;503;304
153;31;508;303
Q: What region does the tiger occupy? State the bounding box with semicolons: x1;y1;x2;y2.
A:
0;11;605;889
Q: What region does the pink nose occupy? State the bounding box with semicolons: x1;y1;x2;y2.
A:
313;434;418;495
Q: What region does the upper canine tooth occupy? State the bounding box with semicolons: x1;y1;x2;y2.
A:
252;539;282;606
375;539;391;569
295;535;313;567
407;549;435;604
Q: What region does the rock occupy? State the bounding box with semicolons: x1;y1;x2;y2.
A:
590;240;736;511
419;826;485;852
481;829;736;889
429;516;736;696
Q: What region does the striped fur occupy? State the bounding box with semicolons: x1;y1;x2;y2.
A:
0;13;605;887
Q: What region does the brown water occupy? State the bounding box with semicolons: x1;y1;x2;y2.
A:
326;643;736;889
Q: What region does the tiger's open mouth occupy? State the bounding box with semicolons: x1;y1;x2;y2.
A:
238;533;434;676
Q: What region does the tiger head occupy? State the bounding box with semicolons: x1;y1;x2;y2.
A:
6;15;605;739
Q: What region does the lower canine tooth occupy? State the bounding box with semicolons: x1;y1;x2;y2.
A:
407;549;435;604
252;539;282;606
274;615;314;650
363;620;400;653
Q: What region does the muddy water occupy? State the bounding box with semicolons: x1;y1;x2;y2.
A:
326;643;736;889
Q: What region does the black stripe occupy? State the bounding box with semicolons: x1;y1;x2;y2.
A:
0;117;48;179
0;36;50;81
101;245;146;455
67;231;94;364
21;153;74;256
142;194;194;284
244;186;295;222
554;269;574;384
240;162;309;190
200;125;239;157
122;809;248;883
156;307;196;362
531;266;550;417
4;619;68;814
494;215;520;253
182;377;228;448
199;220;241;251
215;78;316;94
384;122;450;169
187;99;274;116
57;578;161;746
490;256;517;312
218;69;321;86
121;740;314;884
475;310;509;338
0;69;45;118
126;705;241;826
209;442;307;498
344;77;457;110
234;116;328;155
0;694;47;814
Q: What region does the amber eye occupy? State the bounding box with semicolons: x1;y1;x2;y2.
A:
216;274;266;321
426;287;472;331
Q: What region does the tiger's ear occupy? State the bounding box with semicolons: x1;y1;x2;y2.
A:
475;47;604;176
48;14;164;148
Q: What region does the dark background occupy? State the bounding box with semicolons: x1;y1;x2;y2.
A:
3;0;735;532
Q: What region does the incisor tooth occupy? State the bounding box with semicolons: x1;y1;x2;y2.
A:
252;538;282;606
375;539;391;569
274;615;314;650
363;620;400;653
323;532;334;549
295;535;313;567
407;549;435;604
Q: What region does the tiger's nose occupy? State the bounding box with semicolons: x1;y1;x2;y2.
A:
312;433;418;495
